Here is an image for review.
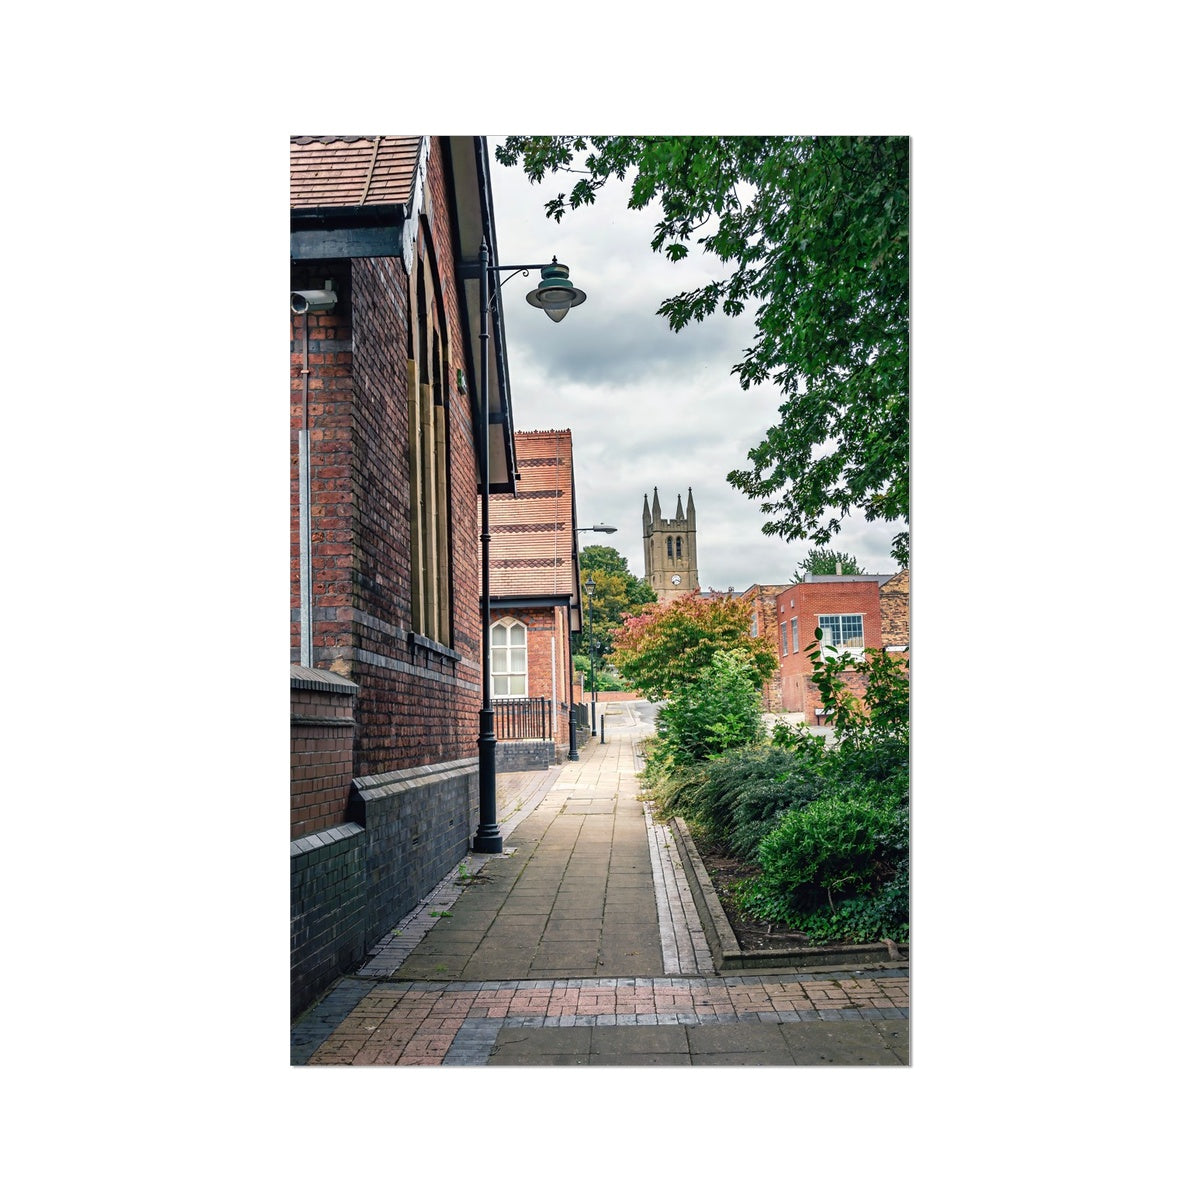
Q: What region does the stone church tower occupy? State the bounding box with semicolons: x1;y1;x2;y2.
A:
643;486;699;602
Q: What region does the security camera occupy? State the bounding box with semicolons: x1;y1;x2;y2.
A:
290;287;337;314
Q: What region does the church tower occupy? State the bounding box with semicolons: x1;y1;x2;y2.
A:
642;486;699;602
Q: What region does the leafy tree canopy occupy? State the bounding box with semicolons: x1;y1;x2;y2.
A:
612;591;777;702
578;543;657;660
791;547;864;581
496;135;909;565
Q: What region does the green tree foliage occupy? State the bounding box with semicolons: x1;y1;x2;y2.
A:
496;135;909;565
805;631;910;751
791;547;864;580
578;544;657;661
571;653;627;693
612;591;777;702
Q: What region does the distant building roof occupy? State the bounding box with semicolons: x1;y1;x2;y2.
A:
799;573;894;584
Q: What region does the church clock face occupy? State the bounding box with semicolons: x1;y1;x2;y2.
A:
671;574;681;585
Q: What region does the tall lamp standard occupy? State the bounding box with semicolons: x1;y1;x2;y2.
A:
473;241;586;855
569;525;616;761
584;575;598;736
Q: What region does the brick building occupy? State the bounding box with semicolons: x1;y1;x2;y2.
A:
880;567;911;649
739;583;790;711
485;429;585;768
289;136;519;1016
773;573;900;722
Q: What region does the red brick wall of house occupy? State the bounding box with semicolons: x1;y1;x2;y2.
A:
741;584;788;712
774;580;884;722
290;138;483;781
493;603;576;754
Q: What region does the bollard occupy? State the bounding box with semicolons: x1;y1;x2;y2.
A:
601;713;605;744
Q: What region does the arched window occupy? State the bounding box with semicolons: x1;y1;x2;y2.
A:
409;224;452;646
491;617;528;696
676;536;683;561
666;536;673;559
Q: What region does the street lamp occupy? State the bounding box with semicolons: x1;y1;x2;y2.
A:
584;574;598;736
568;525;617;761
473;241;587;855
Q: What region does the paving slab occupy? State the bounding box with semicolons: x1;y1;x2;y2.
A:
779;1018;909;1065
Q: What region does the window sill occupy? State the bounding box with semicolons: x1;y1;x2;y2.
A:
408;631;462;663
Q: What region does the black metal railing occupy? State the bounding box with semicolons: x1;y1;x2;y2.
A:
494;696;553;741
572;701;591;743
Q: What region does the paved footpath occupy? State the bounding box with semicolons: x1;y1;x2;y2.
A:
292;702;909;1066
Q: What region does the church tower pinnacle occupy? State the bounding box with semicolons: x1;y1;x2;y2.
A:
642;485;699;602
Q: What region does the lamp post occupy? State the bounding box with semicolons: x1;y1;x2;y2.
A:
568;525;616;761
584;574;598;736
473;240;586;855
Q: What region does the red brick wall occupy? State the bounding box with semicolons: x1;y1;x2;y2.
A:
774;580;884;721
291;683;356;838
493;603;575;753
291;260;356;663
290;138;483;780
741;585;787;711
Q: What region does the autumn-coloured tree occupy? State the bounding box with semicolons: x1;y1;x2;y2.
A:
612;591;778;702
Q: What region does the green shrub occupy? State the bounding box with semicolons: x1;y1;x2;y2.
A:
748;788;899;917
640;737;708;812
680;745;827;859
791;884;909;945
655;649;764;766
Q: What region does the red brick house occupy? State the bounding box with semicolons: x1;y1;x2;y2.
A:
485;429;585;767
289;136;518;1015
773;573;900;722
739;583;790;712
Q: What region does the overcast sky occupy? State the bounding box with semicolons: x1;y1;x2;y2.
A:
487;141;906;593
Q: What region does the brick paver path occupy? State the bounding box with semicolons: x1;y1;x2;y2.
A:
295;969;909;1065
292;702;910;1066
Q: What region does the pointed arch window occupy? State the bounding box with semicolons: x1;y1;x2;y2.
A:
409;228;452;646
491;618;528;696
676;536;683;560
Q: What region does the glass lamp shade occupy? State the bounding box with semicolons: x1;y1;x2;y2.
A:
526;260;586;322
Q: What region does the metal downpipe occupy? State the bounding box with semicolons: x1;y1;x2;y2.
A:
298;312;313;667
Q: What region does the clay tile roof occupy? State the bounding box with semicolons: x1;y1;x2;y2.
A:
486;430;577;598
290;136;423;210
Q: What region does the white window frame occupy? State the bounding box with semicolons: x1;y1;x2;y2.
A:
816;613;866;659
779;622;788;656
491;617;528;696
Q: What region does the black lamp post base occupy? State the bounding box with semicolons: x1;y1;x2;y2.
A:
475;722;503;853
472;829;503;853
